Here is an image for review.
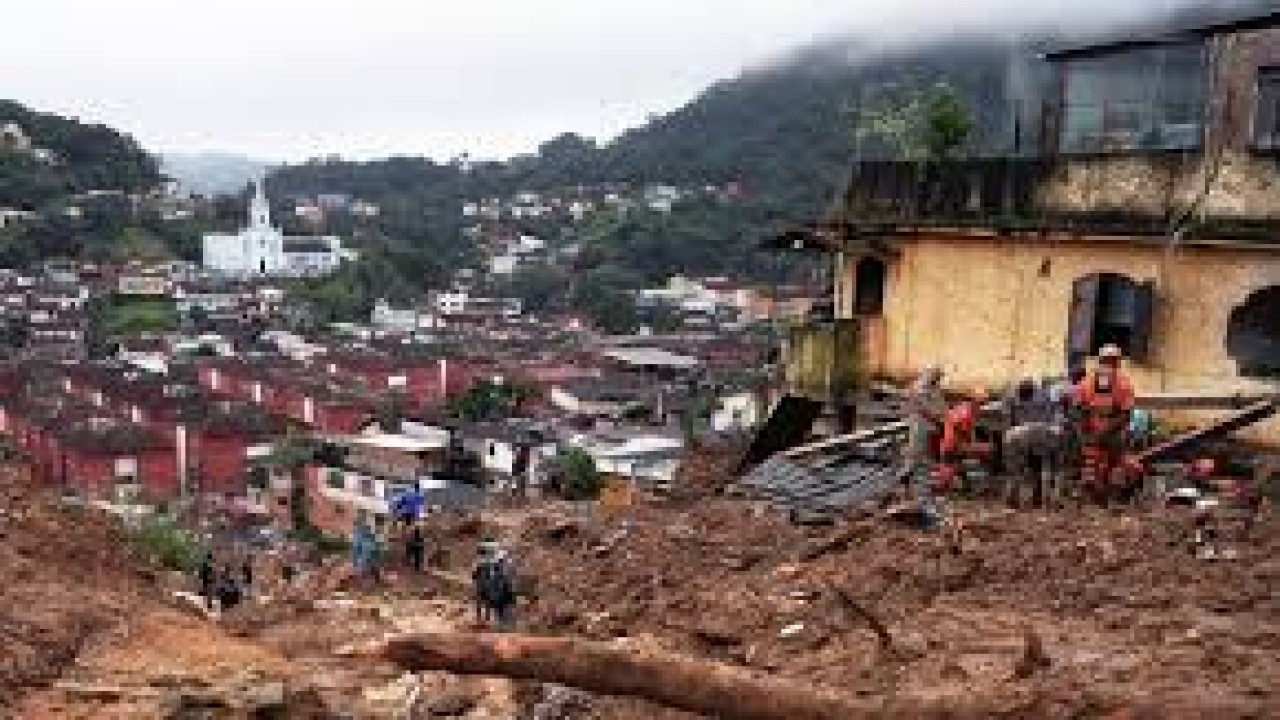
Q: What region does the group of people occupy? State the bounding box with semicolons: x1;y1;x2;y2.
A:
352;507;520;631
906;343;1142;522
351;515;417;581
196;551;255;613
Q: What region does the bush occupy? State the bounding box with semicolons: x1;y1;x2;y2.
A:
131;516;206;572
557;447;603;501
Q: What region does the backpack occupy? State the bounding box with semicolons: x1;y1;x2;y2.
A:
476;557;515;607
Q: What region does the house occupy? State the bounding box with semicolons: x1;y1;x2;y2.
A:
0;209;39;228
316;194;351;211
0;122;33;152
350;200;381;217
300;429;452;535
568;200;595;221
567;430;684;488
549;377;651;419
489;254;520;276
599;346;701;377
117;273;171;297
173;282;243;316
459;422;552;492
294;203;325;225
773;9;1280;442
370;299;424;332
643;185;682;213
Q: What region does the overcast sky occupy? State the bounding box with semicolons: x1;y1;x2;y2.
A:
1;0;1209;161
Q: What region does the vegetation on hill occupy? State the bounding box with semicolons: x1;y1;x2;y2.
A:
0;99;209;265
0;99;161;208
268;37;1027;318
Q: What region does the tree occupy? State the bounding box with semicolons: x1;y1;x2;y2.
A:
505;266;568;316
114;226;170;263
854;82;973;161
556;447;602;501
571;268;641;334
448;380;535;423
922;85;974;160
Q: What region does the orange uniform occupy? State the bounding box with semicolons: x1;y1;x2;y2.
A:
933;400;990;492
1074;369;1136;497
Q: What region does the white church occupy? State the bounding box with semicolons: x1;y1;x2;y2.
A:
202;181;351;277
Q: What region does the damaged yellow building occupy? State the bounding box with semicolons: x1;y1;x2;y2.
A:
780;11;1280;443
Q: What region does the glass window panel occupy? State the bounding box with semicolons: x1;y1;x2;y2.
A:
1060;42;1205;153
1256;67;1280;148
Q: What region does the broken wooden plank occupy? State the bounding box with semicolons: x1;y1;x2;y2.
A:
1135;392;1276;411
1136;399;1280;465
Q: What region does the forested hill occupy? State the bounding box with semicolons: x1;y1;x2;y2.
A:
267;35;1025;300
268;38;1017;222
269;1;1275;222
0;100;162;209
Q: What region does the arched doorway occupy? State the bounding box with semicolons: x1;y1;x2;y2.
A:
854;256;887;316
1227;286;1280;378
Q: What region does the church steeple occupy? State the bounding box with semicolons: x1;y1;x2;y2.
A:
249;178;272;229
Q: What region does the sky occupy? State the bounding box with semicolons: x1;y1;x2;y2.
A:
0;0;1212;162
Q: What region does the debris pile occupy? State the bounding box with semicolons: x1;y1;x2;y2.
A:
2;455;1278;718
424;499;1280;718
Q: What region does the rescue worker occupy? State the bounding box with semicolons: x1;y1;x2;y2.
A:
1002;379;1066;508
905;366;947;527
1073;344;1136;505
935;389;989;495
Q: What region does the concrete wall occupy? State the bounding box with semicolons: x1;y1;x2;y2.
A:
840;232;1280;441
1037;151;1280;220
1038;27;1280;221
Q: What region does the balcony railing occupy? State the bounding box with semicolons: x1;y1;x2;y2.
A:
839;156;1280;243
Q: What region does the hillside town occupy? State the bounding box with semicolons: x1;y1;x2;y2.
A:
2;2;1280;719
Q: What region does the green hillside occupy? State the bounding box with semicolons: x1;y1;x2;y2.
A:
0;99;161;209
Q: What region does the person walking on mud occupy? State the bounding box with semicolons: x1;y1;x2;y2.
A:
197;550;216;610
352;514;381;583
406;521;427;573
472;537;517;630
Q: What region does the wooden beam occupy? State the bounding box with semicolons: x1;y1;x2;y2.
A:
1135;392;1276;410
778;421;907;460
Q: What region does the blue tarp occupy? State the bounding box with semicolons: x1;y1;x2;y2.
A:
389;487;426;519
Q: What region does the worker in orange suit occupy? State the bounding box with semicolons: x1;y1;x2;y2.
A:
1073;344;1137;504
933;389;992;494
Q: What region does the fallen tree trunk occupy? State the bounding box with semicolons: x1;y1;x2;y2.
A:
353;632;1280;720
359;632;890;719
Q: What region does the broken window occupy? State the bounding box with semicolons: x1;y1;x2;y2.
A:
854;256;887;316
1227;286;1280;378
1254;67;1280;150
1058;42;1206;153
1067;273;1155;368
